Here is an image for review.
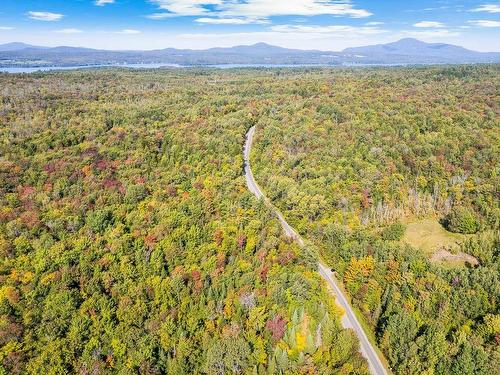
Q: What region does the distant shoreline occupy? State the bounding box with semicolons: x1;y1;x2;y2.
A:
2;61;495;73
2;39;499;71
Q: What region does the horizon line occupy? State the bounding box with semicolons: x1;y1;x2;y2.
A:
0;37;493;54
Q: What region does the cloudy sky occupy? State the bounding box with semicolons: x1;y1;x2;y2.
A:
0;0;499;51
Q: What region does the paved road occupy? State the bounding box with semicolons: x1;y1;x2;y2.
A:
244;126;388;375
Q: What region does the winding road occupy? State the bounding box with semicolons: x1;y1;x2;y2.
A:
244;126;388;375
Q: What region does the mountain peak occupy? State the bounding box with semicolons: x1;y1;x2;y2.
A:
0;42;45;51
205;42;292;55
395;38;422;44
1;38;498;66
251;42;274;47
342;38;484;60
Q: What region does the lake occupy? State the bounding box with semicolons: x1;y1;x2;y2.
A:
0;62;345;73
0;63;185;73
0;62;420;73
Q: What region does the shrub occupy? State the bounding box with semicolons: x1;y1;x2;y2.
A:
86;209;114;234
125;184;149;204
13;236;32;255
444;206;479;234
381;222;406;241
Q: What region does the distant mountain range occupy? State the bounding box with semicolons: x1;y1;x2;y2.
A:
343;38;500;61
1;38;499;67
0;42;46;51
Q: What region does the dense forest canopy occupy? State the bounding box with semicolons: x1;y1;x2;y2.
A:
250;65;499;374
0;65;498;374
0;68;368;374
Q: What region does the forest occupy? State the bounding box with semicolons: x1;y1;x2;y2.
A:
0;69;367;374
0;65;498;374
250;65;499;374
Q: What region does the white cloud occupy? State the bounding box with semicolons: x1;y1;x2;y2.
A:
145;13;177;19
28;11;64;21
270;24;387;36
95;0;115;5
116;29;142;34
468;19;500;27
0;26;14;30
150;0;222;16
148;0;372;20
195;17;268;24
55;28;83;34
470;4;500;13
219;0;372;18
413;21;445;28
422;6;450;11
365;21;384;26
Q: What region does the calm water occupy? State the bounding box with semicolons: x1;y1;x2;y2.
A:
0;62;416;73
0;62;344;73
0;63;182;73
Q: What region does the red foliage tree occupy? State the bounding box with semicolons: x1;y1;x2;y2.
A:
266;314;287;341
237;234;247;249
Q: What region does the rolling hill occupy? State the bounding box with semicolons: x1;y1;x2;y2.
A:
0;38;499;67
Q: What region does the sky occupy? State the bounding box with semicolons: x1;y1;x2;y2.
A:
0;1;499;51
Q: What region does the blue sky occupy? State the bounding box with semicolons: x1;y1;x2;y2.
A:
0;1;499;50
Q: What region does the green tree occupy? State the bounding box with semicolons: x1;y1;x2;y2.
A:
444;206;480;234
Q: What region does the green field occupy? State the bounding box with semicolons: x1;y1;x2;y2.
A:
403;218;464;255
402;218;478;267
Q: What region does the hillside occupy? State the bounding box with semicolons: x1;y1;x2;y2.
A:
1;39;499;67
343;38;500;62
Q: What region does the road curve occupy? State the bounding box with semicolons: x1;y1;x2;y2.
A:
244;126;388;375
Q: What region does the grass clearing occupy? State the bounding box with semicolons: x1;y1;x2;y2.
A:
402;218;478;267
403;218;464;255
